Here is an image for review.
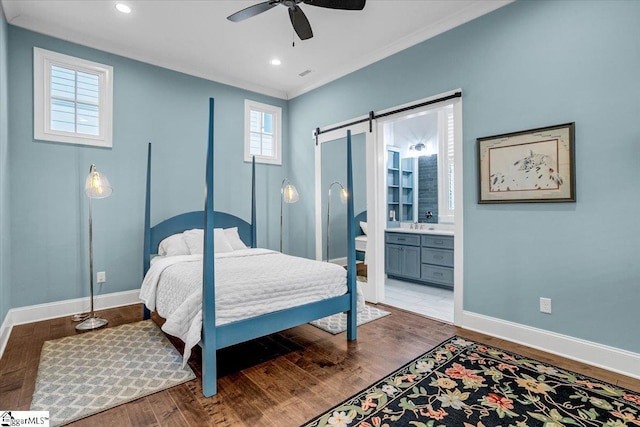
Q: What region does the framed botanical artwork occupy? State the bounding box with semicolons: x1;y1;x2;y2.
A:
477;122;575;203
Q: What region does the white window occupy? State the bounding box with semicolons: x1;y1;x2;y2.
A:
244;99;282;165
34;47;113;148
438;104;455;224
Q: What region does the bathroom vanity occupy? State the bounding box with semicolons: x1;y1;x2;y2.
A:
385;228;454;289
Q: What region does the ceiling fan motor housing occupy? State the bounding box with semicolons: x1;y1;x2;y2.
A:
227;0;366;41
282;1;302;8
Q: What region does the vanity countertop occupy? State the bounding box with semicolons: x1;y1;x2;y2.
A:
386;227;454;236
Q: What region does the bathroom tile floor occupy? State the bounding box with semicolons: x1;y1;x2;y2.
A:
384;277;454;323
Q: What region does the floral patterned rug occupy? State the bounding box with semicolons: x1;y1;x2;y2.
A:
303;336;640;427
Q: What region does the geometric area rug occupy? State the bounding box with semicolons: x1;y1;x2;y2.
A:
302;336;640;426
30;320;195;427
309;304;390;335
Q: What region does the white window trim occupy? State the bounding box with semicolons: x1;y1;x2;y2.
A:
244;99;282;165
34;47;113;148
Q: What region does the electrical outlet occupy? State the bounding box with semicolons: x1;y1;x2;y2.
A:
539;297;552;314
97;271;106;283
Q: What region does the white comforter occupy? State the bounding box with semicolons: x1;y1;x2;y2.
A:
140;248;356;364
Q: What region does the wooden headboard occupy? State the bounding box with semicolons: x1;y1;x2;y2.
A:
149;210;254;254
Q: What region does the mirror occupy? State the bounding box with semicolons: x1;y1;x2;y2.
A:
321;133;367;262
383;105;454;226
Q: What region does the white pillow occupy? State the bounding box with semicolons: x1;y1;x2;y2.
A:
183;228;234;254
182;229;204;254
360;221;368;235
214;229;236;253
224;227;248;250
158;233;190;256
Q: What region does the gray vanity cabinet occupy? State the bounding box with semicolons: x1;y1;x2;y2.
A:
420;235;454;288
385;233;421;279
385;232;454;288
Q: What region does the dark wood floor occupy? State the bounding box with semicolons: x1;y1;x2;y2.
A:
1;304;638;426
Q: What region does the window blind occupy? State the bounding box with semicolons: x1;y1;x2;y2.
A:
50;65;100;136
446;106;455;210
249;110;274;156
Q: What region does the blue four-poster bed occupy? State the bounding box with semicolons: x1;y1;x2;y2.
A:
142;98;358;397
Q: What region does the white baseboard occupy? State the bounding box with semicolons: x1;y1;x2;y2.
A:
462;311;640;380
0;290;141;359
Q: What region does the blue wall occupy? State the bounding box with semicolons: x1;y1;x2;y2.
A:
0;9;9;324
6;26;289;311
289;0;640;353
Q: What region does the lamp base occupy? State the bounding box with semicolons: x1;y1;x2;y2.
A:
75;316;108;331
71;312;90;322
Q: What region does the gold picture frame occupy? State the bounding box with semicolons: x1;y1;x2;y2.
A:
477;123;575;203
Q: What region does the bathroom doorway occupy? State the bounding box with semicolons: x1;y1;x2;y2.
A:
375;91;463;324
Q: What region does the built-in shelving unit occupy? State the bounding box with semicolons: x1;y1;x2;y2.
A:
401;158;414;222
387;148;415;225
387;148;400;227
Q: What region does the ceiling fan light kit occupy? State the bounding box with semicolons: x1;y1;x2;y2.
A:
227;0;366;41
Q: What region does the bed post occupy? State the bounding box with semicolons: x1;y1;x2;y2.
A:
142;142;152;320
346;130;357;341
202;98;217;397
251;156;257;248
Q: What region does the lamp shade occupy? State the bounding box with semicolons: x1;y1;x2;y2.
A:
85;165;112;199
328;181;347;204
339;188;348;204
282;184;299;204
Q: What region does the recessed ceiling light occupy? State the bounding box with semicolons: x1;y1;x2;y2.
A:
115;3;131;14
270;59;282;66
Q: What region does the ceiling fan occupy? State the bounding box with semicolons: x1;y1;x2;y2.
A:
227;0;367;41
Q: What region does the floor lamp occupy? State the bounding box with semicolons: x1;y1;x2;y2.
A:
280;178;299;253
75;164;112;331
326;181;348;262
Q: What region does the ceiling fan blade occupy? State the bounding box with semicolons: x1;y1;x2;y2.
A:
302;0;366;10
289;5;313;40
227;1;280;22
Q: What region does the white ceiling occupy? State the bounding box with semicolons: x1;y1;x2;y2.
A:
1;0;511;99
